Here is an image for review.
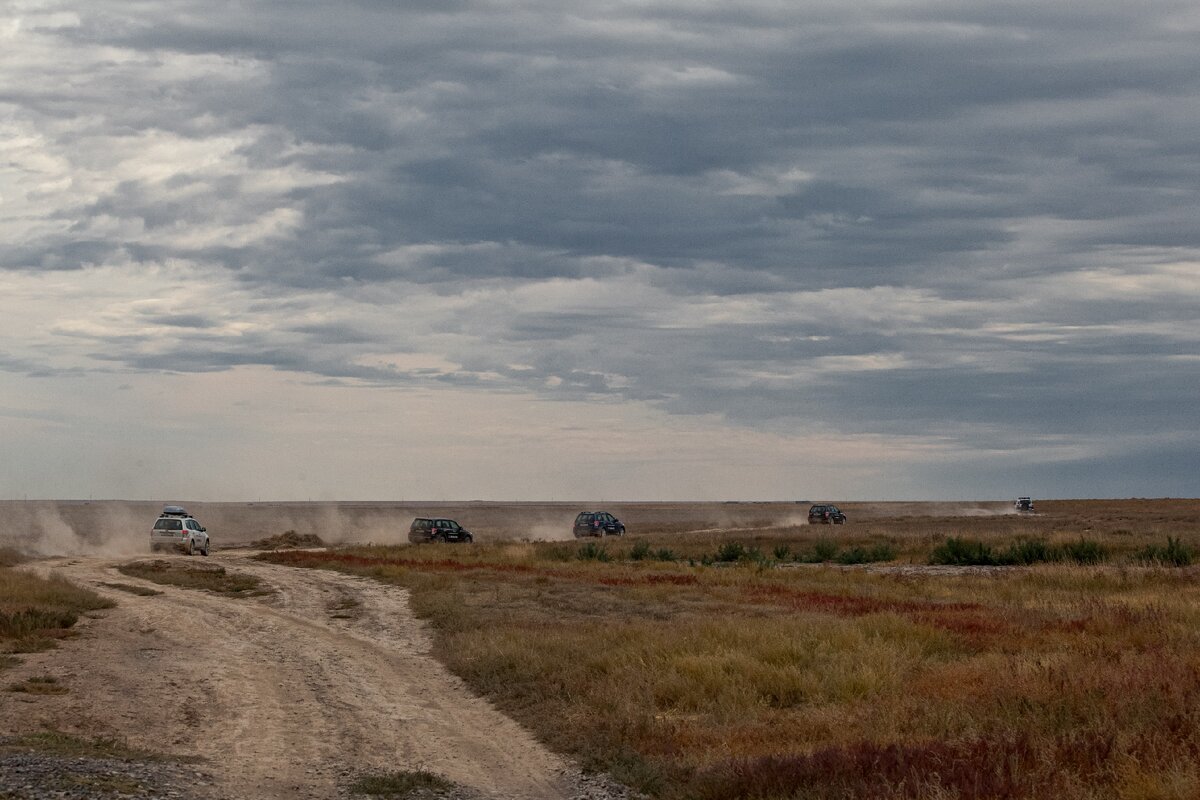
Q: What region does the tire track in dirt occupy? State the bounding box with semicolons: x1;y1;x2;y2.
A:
3;553;575;800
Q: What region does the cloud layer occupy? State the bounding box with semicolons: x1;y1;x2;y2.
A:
2;0;1198;498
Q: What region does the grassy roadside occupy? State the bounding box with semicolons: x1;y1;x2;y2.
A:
1;554;114;666
265;538;1200;800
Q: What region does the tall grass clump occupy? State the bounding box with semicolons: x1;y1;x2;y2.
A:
0;569;114;656
835;543;896;565
577;542;612;562
930;537;1107;567
799;540;840;563
1135;537;1194;566
1060;538;1107;565
929;537;996;566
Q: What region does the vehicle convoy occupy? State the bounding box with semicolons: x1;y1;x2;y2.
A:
150;506;210;555
409;517;474;544
808;504;847;525
573;511;625;537
1014;497;1035;513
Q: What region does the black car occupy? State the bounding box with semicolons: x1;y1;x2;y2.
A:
808;504;847;525
409;518;474;544
573;511;625;538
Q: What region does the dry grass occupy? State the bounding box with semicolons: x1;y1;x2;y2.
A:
349;770;455;796
7;675;68;695
264;500;1200;799
0;567;114;660
252;530;327;550
117;560;269;597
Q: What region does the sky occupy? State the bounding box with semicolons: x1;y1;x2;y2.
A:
1;0;1198;501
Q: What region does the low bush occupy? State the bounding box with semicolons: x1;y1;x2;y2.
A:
629;540;652;561
1004;538;1056;565
1135;537;1194;567
714;542;749;562
929;537;996;566
577;542;611;562
1061;538;1107;565
807;540;839;563
835;543;896;565
931;537;1108;566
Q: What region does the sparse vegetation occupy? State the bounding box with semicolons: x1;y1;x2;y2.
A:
117;560;269;597
1135;536;1195;566
7;674;68;694
266;506;1200;800
1;566;114;660
929;536;1109;566
350;770;454;796
577;541;612;562
252;530;327;550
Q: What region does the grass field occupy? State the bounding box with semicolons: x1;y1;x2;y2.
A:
265;499;1200;800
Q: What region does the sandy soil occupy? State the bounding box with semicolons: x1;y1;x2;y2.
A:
1;552;575;800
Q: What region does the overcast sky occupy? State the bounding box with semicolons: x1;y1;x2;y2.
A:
2;0;1198;501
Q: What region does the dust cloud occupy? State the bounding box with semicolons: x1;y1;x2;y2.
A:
0;501;148;557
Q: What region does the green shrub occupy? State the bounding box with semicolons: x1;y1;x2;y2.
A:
1135;537;1194;567
773;544;791;561
834;543;896;565
629;540;652;561
715;542;748;563
929;537;995;566
577;542;611;562
811;537;840;563
1061;538;1107;565
1001;538;1056;565
653;548;678;562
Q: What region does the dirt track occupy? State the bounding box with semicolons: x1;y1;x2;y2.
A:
2;552;578;799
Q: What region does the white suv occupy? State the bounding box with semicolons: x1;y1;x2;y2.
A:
150;506;210;556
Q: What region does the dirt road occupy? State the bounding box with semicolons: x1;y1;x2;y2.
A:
2;552;581;800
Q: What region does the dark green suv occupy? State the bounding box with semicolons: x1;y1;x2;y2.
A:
573;511;625;538
408;517;474;544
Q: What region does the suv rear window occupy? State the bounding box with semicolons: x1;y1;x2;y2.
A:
154;519;182;530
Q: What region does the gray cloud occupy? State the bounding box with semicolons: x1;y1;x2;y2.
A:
2;0;1198;497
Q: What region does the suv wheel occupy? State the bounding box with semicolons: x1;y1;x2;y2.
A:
201;539;210;556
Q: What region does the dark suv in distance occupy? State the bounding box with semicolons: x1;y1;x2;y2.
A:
808;504;847;525
573;511;625;538
409;518;474;544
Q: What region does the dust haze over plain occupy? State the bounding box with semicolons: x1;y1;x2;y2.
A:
1;1;1198;502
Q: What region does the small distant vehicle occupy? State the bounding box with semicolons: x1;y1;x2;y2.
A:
409;518;474;544
808;504;847;525
573;511;626;538
1014;497;1035;513
150;506;210;556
